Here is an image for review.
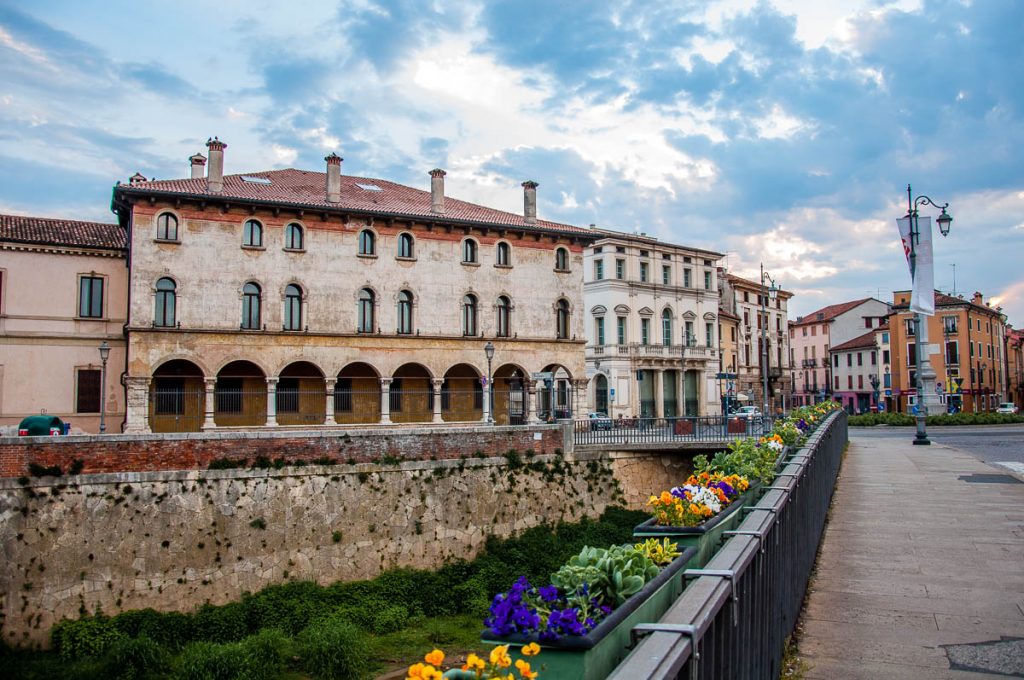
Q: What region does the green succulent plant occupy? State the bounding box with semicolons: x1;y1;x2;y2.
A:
552;544;660;608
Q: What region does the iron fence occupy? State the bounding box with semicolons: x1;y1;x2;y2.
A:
573;415;777;446
607;410;848;679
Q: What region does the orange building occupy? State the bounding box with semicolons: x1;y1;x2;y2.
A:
888;290;1009;413
1007;327;1024;410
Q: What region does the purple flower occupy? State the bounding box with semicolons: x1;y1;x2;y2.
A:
538;585;559;603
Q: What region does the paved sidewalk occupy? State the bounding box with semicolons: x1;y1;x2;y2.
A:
801;433;1024;679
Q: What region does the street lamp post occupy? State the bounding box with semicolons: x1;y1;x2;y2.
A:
484;341;495;424
904;184;953;445
759;264;779;415
98;341;111;434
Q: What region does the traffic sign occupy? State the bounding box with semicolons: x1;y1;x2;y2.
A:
531;372;553;381
715;372;738;380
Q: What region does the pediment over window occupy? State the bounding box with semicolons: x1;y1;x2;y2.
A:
614;304;631;314
703;312;717;321
682;311;697;320
591;305;608;315
638;306;654;317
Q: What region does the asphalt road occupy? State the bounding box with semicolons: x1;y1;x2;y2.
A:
850;423;1024;467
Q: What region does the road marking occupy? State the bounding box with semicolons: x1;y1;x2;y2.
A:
990;461;1024;483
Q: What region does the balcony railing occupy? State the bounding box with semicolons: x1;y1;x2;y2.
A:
574;414;776;446
583;343;719;360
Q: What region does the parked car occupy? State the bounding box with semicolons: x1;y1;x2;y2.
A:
732;406;762;419
996;402;1019;415
588;412;613;430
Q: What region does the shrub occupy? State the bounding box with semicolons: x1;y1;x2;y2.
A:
240;581;323;636
192;602;249;644
99;635;170;679
296;616;369;680
52;616;126;661
28;462;62;477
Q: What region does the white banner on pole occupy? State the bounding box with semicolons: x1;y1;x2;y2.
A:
896;216;935;316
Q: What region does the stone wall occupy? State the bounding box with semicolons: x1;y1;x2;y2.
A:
0;447;626;648
608;451;696;509
0;424;568;478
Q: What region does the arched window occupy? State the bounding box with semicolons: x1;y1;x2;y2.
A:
285;223;304;250
243;219;263;247
496;296;511;338
555;247;569;271
496;242;511;266
358;229;376;255
156;213;178;241
397;233;414;259
358;288;375;333
242;282;261;329
397;290;413;334
462;294;478;336
462;239;478;264
284;284;302;331
154;277;176;327
662;309;673;346
556;299;570;339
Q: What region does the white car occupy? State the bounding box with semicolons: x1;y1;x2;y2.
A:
996;402;1019;415
732;406;762;419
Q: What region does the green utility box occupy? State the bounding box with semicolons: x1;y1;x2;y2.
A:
18;415;66;436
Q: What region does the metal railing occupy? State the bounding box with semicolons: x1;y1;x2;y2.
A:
574;415;777;446
608;410;848;679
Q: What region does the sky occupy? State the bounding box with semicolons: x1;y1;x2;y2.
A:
1;0;1022;323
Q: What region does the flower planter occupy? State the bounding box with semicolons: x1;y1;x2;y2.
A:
480;544;699;680
633;486;757;568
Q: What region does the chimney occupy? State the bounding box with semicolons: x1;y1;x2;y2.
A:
522;180;539;225
129;172;147;184
325;153;342;203
972;291;984;306
429;168;446;213
189;153;207;179
205;137;226;192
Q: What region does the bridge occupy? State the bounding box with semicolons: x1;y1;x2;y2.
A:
573;415;776;451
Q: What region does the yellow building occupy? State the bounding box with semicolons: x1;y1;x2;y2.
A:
888;290;1009;413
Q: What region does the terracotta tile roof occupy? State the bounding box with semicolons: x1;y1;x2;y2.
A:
891;290;1002;316
117;169;593;236
791;298;871;326
718;307;740;321
0;213;126;251
829;329;877;353
724;272;794;298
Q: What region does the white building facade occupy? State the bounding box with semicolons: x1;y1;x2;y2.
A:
583;232;723;418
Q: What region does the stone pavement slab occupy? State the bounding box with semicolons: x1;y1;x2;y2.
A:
800;433;1024;679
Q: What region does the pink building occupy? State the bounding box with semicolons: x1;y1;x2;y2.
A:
788;298;889;407
0;215;128;433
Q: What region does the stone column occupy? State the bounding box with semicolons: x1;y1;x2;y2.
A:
431;379;444;423
527;383;541;424
265;377;279;427
573;379;588;418
481;376;491;424
123;377;152;434
654;369;665;418
379;378;393;425
202;378;216;430
324;378;337;426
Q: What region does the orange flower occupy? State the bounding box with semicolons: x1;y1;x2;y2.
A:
516;659;539;679
522;642;541;656
490;644;512;668
424;649;444;666
463;653;486;671
660;491;674;504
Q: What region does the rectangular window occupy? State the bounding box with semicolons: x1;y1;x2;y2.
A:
943;316;958;333
857;352;863;366
908;343;917;366
662;265;671;285
705;322;714;347
615;259;625;279
802;327;807;337
743;311;749;327
596;317;605;345
946;341;958;365
78;276;104;318
731;327;735;341
871;351;877;365
617;316;626;345
970;342;974;357
905;318;915;335
811;326;817;336
882;332;889;344
847;354;852;367
704;271;712;290
848;375;853;389
685;321;694;345
616;246;625;253
834;375;839;389
639;262;648;282
884;373;891;388
834;355;839;368
76;369;102;413
594;259;604;280
858;375;864;389
641;318;650;345
883;349;890;364
683;268;692;287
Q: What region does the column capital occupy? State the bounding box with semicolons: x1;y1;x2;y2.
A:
266;376;279;387
204;377;217;388
325;377;338;389
431;378;445;389
125;376;152;387
380;377;394;388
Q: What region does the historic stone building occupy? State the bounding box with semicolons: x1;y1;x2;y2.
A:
0;215;127;433
112;139;594;433
583;230;723;418
719;271;793;413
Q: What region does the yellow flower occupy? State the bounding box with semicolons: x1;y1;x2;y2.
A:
423;668;442;680
424;649;445;666
522;642;541;656
516;659;539;679
407;662;426;679
490;644;512;668
463;653;486;671
660;491;674;504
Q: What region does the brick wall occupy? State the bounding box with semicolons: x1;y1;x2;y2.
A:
0;424;567;478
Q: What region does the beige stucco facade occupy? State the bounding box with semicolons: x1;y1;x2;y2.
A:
0;242;127;433
117;182;590;432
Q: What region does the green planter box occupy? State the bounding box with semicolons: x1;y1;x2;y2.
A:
632;487;757;567
480;544;698;680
